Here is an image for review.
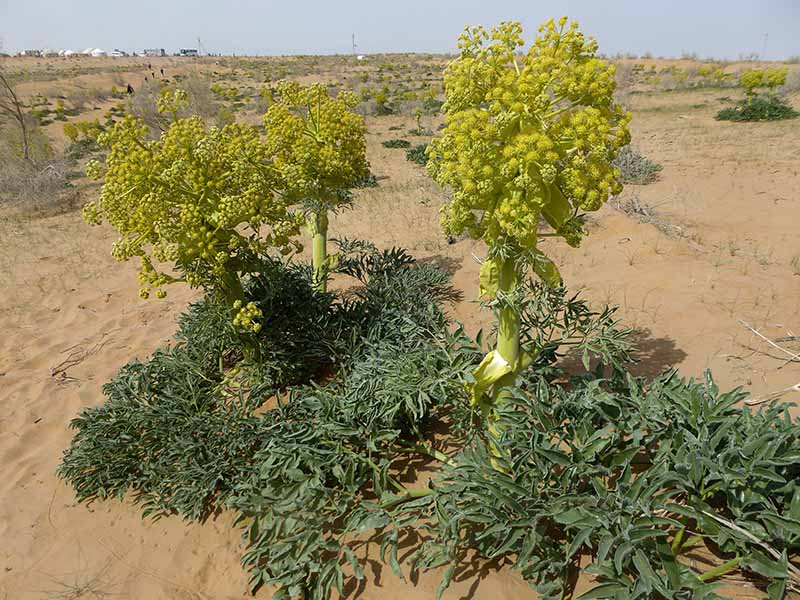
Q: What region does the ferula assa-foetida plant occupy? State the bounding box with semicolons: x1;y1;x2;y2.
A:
84;89;303;332
263;80;369;291
740;67;788;99
428;18;630;438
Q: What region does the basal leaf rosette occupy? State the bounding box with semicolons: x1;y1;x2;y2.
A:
84;114;303;329
427;18;631;255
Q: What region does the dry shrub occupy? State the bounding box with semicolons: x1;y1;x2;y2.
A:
126;73;221;133
0;121;81;215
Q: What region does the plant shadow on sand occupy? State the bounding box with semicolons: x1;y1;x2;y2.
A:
560;327;688;379
417;255;463;277
343;527;514;600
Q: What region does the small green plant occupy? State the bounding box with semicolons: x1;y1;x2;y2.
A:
353;172;379;188
716;67;797;122
381;138;411;148
405;143;428;165
716;96;798;122
374;91;393;115
697;65;730;86
613;146;663;184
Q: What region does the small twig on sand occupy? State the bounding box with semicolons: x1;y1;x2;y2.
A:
49;329;119;378
738;319;800;368
745;382;800;406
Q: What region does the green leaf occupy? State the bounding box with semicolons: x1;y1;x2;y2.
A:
632;549;658;592
343;546;364;581
614;541;633;573
567;527;595;559
657;539;682;589
553;508;587;525
436;564;456;600
761;512;800;537
743;551;788;579
536;446;572;466
577;583;629;599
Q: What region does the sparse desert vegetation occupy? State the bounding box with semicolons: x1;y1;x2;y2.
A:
2;16;800;600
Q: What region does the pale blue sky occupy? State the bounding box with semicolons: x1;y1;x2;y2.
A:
1;0;798;59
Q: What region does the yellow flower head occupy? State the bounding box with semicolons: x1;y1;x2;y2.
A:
740;69;764;95
83;112;303;301
428;18;631;250
264;81;370;209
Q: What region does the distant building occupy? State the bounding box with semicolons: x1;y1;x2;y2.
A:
143;48;166;57
178;48;199;57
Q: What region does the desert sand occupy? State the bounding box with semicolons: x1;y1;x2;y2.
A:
1;55;798;598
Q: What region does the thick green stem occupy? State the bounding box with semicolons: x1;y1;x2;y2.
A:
489;257;520;432
697;556;742;582
379;487;435;510
310;210;329;293
671;526;686;555
221;270;245;305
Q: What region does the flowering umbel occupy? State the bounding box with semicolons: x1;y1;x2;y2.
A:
263;80;370;209
263;80;370;291
83;112;303;312
428;18;631;252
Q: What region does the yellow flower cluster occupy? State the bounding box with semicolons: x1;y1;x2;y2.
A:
83;113;303;301
156;88;189;117
741;67;788;96
427;18;630;250
765;67;788;91
232;300;263;333
263;80;370;208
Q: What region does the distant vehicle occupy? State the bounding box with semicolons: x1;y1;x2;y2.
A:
179;48;199;57
20;49;42;57
143;48;166;57
109;49;128;58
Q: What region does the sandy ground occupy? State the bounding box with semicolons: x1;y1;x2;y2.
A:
1;56;799;599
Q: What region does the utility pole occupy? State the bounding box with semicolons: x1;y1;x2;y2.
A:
352;33;357;56
762;32;768;61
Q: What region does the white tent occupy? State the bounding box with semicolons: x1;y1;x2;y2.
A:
90;48;107;57
82;47;94;55
63;50;76;57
